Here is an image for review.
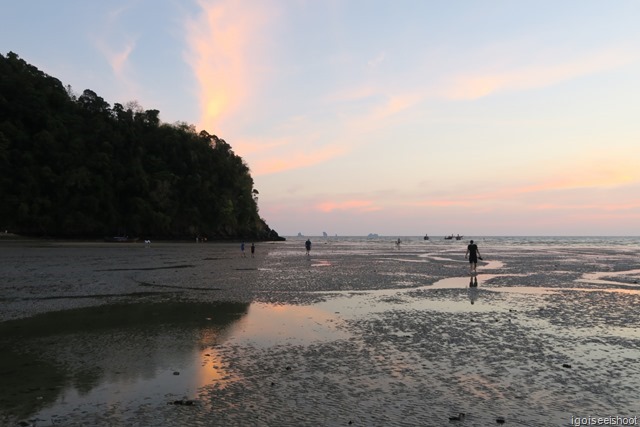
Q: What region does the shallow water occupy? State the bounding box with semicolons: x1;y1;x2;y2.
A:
0;300;353;423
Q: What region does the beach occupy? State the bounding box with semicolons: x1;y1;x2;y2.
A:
1;236;639;426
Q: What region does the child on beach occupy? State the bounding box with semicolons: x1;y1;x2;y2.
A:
251;243;255;258
241;242;246;257
305;239;311;256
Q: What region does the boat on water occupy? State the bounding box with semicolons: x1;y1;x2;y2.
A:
444;234;464;240
423;234;429;240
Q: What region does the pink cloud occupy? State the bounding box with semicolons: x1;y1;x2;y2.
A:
441;48;634;100
324;86;377;104
94;6;137;82
403;164;640;212
184;2;350;176
109;42;135;77
409;199;473;208
251;144;348;176
315;200;380;213
185;0;274;134
533;201;640;212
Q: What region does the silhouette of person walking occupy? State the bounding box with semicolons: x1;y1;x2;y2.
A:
305;239;312;256
251;242;255;258
465;239;482;275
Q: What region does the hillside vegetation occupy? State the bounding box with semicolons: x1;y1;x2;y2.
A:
0;52;283;240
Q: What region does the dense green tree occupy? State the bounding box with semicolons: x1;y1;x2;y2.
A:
0;52;283;240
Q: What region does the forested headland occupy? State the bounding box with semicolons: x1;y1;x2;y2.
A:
0;52;283;241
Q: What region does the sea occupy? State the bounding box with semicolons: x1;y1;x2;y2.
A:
283;235;639;249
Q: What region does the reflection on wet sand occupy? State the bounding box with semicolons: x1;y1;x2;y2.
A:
0;300;353;425
578;268;640;287
468;287;479;305
0;302;249;425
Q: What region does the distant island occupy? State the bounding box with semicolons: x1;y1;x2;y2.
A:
0;52;283;241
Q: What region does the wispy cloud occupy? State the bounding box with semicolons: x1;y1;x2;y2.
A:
440;48;635;100
323;85;377;104
251;143;348;175
93;4;139;90
408;199;473;208
404;156;640;211
256;88;420;175
369;92;423;122
107;42;136;77
185;0;274;135
533;201;640;211
316;199;380;213
183;0;354;176
367;51;386;68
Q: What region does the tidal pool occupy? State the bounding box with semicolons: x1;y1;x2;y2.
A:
0;300;351;425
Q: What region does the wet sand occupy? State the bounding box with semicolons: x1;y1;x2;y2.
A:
1;238;640;426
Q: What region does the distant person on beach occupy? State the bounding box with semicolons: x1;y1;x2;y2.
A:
305;239;312;256
240;242;246;257
465;239;482;274
251;243;255;258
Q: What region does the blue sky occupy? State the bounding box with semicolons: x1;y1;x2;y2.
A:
3;1;640;236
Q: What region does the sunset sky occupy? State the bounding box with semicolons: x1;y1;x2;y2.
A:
3;1;640;236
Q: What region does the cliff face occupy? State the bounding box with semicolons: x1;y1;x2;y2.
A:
0;52;284;241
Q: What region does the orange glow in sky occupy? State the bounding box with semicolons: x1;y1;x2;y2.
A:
7;1;638;235
180;1;640;235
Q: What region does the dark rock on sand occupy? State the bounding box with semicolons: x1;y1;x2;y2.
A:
449;412;465;421
170;399;195;406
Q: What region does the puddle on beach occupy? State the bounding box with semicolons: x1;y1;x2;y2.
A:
3;271;640;424
0;300;350;424
0;302;241;422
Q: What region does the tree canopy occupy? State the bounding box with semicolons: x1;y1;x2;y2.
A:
0;52;283;240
